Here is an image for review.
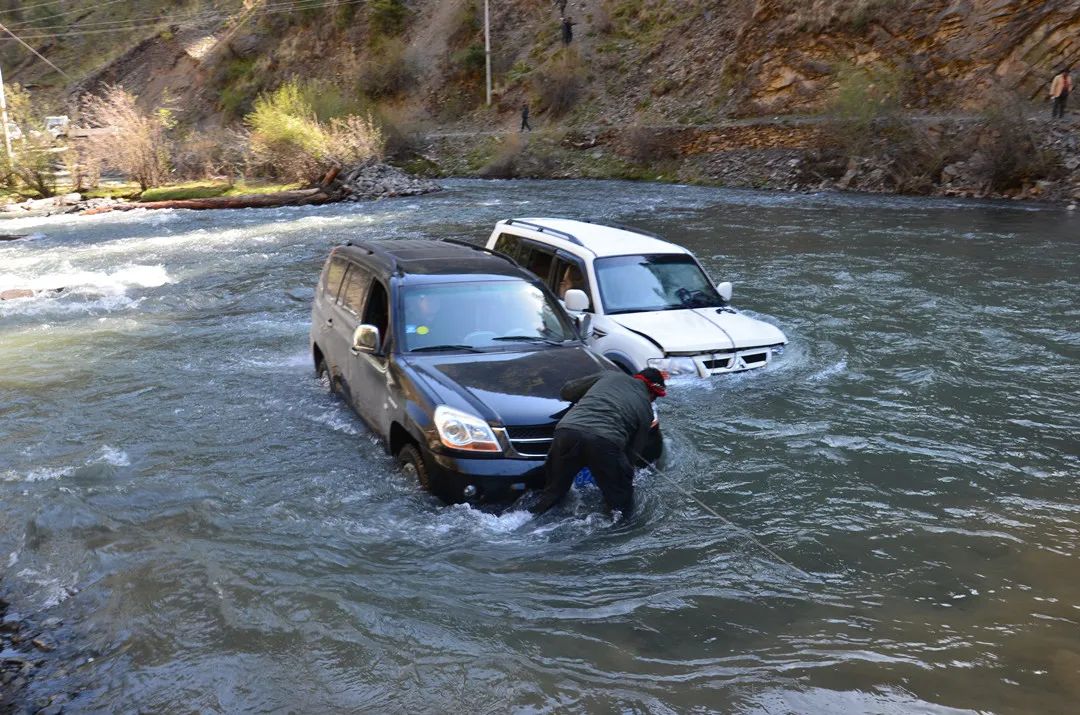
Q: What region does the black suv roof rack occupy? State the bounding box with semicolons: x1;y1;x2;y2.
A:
504;219;585;247
439;237;519;267
341;240;401;276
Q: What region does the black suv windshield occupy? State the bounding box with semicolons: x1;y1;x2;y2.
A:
594;254;723;314
402;280;575;352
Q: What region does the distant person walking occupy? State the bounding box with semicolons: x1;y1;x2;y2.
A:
561;16;575;45
1050;67;1072;119
554;0;567;15
520;102;532;132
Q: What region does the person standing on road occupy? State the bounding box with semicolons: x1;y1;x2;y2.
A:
526;368;667;519
1050;67;1072;119
520;102;532;132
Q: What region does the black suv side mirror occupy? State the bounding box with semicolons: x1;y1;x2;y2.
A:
352;324;381;353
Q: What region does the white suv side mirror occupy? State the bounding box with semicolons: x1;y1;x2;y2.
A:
716;281;733;302
564;289;590;312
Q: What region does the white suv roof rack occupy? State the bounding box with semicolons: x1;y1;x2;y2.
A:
502;218;687;257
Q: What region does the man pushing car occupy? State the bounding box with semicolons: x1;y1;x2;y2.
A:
524;368;667;519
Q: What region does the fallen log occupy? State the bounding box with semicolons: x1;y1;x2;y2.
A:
97;188;339;213
0;234;28;241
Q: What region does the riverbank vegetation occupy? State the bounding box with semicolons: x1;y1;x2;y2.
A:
1;80;385;206
2;0;1078;206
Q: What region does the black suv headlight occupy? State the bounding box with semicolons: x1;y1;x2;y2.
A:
433;405;502;453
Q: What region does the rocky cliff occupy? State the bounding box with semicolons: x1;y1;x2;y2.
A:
3;0;1079;201
5;0;1077;125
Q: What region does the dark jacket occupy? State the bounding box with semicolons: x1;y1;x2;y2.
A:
556;372;653;457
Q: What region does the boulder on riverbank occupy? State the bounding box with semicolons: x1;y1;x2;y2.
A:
333;162;441;200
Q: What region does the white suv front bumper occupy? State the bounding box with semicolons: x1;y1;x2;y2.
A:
651;344;783;377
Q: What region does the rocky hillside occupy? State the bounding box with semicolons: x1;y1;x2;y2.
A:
4;0;1077;126
3;0;1079;202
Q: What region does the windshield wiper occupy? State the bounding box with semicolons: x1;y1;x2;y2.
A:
491;335;565;346
410;344;484;353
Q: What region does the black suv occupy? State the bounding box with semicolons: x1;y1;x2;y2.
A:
310;239;661;503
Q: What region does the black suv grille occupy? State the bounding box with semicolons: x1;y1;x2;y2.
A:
505;424;556;457
506;424;556;441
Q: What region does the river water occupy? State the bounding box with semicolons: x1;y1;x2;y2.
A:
1;181;1077;713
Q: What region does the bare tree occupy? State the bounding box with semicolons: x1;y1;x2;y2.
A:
80;85;171;191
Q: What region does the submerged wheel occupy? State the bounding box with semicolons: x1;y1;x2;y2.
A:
397;444;432;491
316;358;331;390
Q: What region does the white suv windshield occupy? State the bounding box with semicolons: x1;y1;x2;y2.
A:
402;280;575;352
594;254;723;314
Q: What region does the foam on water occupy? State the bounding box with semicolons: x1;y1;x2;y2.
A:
98;446;131;467
307;408;362;436
0;263;170;294
1;467;69;483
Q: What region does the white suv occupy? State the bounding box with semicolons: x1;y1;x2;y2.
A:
484;218;787;378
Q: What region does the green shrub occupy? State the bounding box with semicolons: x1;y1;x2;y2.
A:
453;44;486;74
245;80;384;182
827;62;907;154
335;2;358;29
215;57;260;118
505;60;532;87
971;105;1063;192
368;0;409;36
297;80;366;122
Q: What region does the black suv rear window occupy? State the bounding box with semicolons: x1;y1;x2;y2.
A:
324;257;348;298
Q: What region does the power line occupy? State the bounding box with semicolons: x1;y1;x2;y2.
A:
0;0;368;40
4;0;134;26
0;0;76;16
9;7;231;34
0;20;70;79
5;0;239;32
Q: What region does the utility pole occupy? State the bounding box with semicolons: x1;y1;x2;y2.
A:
0;63;11;161
484;0;492;106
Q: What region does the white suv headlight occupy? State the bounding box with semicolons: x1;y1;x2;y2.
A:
647;356;699;377
433;405;501;452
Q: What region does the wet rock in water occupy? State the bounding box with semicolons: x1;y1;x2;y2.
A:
333;162;441;201
31;637;56;652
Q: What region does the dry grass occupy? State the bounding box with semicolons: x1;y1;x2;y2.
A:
533;50;584;118
783;0;904;33
620;122;680;164
479;135;524;178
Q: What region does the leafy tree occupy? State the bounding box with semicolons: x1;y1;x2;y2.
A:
80;85;172;191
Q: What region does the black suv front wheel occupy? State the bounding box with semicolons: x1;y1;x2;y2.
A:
397;444;432;492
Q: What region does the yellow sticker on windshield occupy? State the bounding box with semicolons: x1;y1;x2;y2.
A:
417;325;429;335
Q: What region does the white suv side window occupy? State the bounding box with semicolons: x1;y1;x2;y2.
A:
494;233;556;284
493;233;521;260
551;254;590;308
